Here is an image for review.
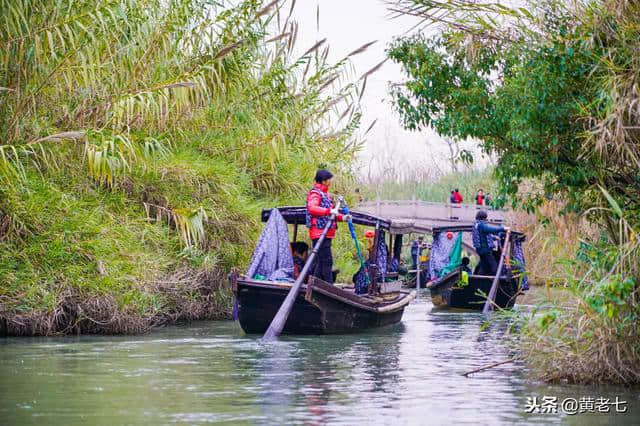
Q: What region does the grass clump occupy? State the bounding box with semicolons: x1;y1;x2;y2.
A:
517;239;639;384
0;0;364;335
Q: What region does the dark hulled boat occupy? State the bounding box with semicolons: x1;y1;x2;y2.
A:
426;225;528;311
231;206;419;335
232;276;415;334
427;270;520;310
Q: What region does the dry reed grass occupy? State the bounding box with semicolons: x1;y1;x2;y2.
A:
0;266;230;336
508;200;596;286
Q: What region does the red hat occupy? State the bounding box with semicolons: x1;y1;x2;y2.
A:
364;230;375;238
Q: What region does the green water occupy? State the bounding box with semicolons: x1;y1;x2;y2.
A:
1;295;637;425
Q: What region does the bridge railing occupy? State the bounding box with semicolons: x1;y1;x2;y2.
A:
357;199;507;224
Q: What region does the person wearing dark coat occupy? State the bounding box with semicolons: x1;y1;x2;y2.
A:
410;236;424;270
461;256;472;274
472;210;509;275
290;241;309;279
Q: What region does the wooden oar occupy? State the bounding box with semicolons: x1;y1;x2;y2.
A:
482;229;511;315
263;200;341;340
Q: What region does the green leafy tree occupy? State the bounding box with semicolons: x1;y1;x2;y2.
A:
387;0;640;233
388;0;640;384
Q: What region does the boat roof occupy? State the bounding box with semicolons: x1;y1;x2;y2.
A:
432;224;526;241
261;207;431;234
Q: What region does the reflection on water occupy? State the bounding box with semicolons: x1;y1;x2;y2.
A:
1;293;638;425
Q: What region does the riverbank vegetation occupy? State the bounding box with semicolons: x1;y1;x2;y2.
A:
0;0;364;335
388;0;639;384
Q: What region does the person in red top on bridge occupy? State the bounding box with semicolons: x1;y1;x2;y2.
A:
305;169;351;283
452;188;463;204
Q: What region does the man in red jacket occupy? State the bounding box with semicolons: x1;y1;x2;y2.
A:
306;169;351;283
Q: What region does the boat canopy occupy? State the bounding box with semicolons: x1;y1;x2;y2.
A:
261;207;431;235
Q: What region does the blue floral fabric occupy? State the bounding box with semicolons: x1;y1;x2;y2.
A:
268;267;294;282
376;230;388;278
511;239;529;290
428;232;458;280
246;208;293;279
389;257;399;273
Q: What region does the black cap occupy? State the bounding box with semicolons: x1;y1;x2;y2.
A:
476;210;488;220
315;169;333;183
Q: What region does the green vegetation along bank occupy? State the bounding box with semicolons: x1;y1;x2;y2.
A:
389;0;639;384
0;0;363;335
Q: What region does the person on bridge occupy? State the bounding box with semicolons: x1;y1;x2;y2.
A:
453;188;463;204
485;192;493;209
472;210;509;276
475;189;485;205
306;169;351;284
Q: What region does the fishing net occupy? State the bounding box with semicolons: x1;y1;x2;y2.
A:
353;230;389;294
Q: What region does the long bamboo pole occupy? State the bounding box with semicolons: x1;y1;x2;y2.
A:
482;230;511;315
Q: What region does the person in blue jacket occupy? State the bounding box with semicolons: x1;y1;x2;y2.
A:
410;236;424;271
472;210;510;275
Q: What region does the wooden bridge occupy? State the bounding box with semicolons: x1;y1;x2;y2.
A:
355;200;508;252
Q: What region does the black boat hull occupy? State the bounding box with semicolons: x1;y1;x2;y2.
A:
234;278;415;335
428;272;520;310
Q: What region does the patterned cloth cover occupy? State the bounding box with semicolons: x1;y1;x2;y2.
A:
437;232;463;278
246;208;294;280
428;231;459;280
376;230;388;278
511;239;529;290
389;258;399;273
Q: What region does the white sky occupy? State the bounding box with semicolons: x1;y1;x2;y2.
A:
286;0;491;179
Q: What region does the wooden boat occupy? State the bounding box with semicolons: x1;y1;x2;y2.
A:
427;270;520;310
230;207;420;335
232;276;415;334
426;225;528;311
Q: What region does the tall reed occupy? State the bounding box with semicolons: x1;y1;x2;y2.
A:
0;0;366;335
